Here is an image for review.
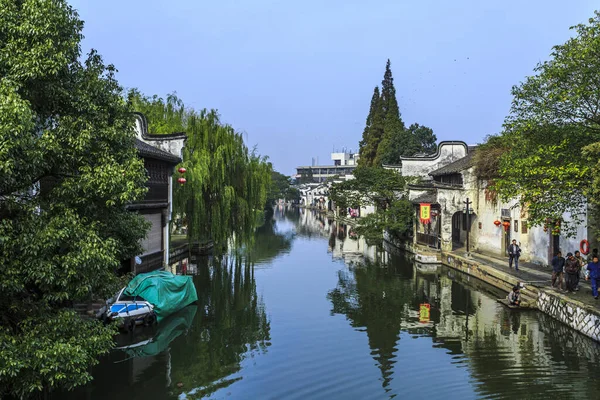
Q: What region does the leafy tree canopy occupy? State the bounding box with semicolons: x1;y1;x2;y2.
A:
485;12;600;235
0;1;149;397
266;170;296;206
330;167;413;242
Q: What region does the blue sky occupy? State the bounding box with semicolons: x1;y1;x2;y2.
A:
71;0;598;175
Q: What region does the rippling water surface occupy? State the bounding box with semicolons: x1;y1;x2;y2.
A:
61;207;600;399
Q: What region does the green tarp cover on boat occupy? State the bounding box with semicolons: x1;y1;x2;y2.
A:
123;270;198;322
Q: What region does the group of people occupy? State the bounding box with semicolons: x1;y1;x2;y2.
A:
506;240;600;302
552;248;600;298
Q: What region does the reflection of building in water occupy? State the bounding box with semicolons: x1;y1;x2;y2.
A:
329;255;600;397
296;207;389;264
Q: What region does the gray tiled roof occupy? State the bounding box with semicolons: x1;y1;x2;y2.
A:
410;191;438;204
429;150;476;177
135;139;181;164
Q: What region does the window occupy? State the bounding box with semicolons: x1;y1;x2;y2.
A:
522;220;528;234
514;220;519;232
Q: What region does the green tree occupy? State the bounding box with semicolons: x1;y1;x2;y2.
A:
330;167;413;242
409;123;437;155
378;123;437;165
359;86;384;167
130;92;272;247
375;59;406;167
266;171;293;206
0;1;149;397
487;12;600;235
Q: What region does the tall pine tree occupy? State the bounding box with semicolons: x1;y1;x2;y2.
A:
358;59;436;167
375;59;406;166
359;86;384;167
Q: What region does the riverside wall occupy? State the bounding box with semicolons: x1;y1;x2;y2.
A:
383;233;600;343
442;251;600;343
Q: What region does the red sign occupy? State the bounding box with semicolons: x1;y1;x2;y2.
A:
419;303;431;323
420;203;431;224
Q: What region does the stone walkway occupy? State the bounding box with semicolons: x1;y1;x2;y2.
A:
453;250;600;309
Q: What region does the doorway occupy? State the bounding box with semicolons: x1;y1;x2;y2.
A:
502;219;511;256
548;231;560;263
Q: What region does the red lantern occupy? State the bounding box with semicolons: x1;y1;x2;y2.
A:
178;167;186;174
502;221;510;231
178;177;186;185
494;220;501;227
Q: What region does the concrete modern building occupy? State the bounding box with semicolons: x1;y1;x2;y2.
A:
296;151;359;182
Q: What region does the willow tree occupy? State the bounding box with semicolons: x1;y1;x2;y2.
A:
129;92;272;247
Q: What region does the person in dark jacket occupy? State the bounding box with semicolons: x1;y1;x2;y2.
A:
565;252;579;292
508;239;521;271
551;251;565;290
587;255;600;299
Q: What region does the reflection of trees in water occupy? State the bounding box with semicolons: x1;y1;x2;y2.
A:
168;257;271;398
246;218;293;264
329;256;600;399
327;259;416;390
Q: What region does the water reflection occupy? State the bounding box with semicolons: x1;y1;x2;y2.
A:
171;257;270;398
57;207;600;400
328;252;600;399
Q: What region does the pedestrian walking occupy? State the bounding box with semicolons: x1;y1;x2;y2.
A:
508;239;521;271
565;253;579;292
551;251;565;290
587;255;600;300
574;250;586;290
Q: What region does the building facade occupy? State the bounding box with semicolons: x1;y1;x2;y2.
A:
404;141;593;265
127;113;186;273
296;151;359;182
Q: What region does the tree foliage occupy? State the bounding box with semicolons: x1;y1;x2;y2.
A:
359;87;384;167
0;1;149;396
375;60;406;167
330;167;413;242
486;12;600;235
358;60;436;167
266;170;297;206
129;92;272;247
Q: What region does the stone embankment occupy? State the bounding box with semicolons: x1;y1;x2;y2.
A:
442;251;600;342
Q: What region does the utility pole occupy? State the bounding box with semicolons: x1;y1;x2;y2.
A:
464;197;472;256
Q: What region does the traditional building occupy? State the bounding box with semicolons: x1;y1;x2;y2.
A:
127;113;186;273
402;141;593;265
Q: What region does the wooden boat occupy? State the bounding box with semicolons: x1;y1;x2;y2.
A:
496;298;535;310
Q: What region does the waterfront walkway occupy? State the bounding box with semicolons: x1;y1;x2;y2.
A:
457;249;599;309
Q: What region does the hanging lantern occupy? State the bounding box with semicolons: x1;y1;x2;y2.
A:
178;167;186;174
494;220;501;227
178;177;186;185
502;221;510;231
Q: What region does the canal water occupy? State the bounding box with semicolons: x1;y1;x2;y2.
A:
63;207;600;400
